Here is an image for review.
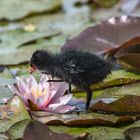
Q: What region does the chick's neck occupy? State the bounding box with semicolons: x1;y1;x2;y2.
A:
43;53;60;75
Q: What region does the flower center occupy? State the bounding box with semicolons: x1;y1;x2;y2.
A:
31;87;43;98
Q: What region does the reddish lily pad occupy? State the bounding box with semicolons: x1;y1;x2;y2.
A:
90;95;140;115
30;111;135;127
61;16;140;55
114;43;140;72
23;121;90;140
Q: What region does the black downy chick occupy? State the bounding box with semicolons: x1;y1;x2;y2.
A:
30;50;112;110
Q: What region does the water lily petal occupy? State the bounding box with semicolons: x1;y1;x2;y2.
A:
50;82;68;104
39;75;51;93
46;81;67;104
39;89;59;108
41;82;64;106
26;75;37;89
16;77;30;94
47;105;75;113
53;94;73;105
49;81;61;91
8;84;29;105
47;94;73;110
40;74;49;84
38;83;43;93
8;74;74;113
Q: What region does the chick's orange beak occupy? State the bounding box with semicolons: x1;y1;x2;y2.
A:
29;65;37;74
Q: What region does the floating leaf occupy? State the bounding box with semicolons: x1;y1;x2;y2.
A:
91;6;123;21
0;79;15;86
0;0;61;20
0;68;13;79
50;120;140;140
92;0;119;8
93;82;140;100
62;16;140;55
0;96;30;132
7;119;30;140
73;70;140;92
90;95;140;115
123;126;140;140
0;25;61;66
118;0;140;14
0;86;13;104
0;38;61;66
0;28;59;49
91;5;140;21
22;9;90;37
23;121;90;140
31;111;134;127
115;43;140;72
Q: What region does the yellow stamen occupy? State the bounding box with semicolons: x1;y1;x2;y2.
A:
36;87;42;97
31;87;44;98
31;88;37;98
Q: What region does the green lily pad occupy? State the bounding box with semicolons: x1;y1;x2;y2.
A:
50;120;140;140
0;37;62;66
0;95;30;132
92;0;119;8
94;82;140;99
73;70;140;93
0;86;13;103
0;5;91;66
0;69;15;86
104;69;140;81
22;9;91;36
7;119;91;140
31;111;134;127
0;68;13;79
0;28;60;49
0;0;61;20
7;119;30;140
0;24;61;66
0;79;15;86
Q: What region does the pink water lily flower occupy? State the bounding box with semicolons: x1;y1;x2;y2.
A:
8;75;74;113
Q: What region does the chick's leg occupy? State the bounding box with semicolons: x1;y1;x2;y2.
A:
68;83;71;93
85;89;93;110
